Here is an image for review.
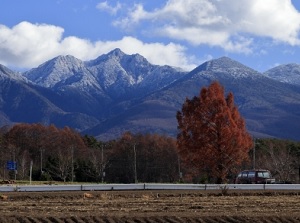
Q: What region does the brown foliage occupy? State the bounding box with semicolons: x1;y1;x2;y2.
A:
177;81;253;183
2;123;88;181
1;123;179;183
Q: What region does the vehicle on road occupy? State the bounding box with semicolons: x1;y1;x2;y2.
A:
235;169;275;184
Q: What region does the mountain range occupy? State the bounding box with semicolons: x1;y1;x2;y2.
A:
1;48;300;141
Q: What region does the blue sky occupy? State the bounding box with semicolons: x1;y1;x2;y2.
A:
1;0;300;72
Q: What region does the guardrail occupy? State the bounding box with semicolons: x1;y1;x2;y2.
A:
1;183;300;192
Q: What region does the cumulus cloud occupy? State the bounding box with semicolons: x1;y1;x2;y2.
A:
114;0;300;52
0;22;99;69
0;21;197;70
96;1;122;15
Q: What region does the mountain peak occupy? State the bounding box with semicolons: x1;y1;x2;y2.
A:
207;57;250;69
50;55;82;67
213;56;233;62
109;48;125;58
86;48;126;67
190;56;260;79
102;48;126;62
264;63;300;85
23;55;86;88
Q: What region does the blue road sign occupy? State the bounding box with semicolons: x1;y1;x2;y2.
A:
6;161;17;170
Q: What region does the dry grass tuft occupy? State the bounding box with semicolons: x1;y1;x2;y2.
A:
0;195;8;200
142;194;150;200
83;193;93;199
100;192;110;200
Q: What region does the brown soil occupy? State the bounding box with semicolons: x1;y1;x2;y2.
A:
0;190;300;222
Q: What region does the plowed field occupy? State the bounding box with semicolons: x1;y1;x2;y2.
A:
0;190;300;222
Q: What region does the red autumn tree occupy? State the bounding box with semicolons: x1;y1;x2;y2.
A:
176;81;253;183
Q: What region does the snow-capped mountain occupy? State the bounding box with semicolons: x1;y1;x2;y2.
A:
85;48;185;99
24;55;87;87
86;48;151;90
1;49;300;141
263;63;300;86
23;55;105;95
24;48;185;101
197;57;262;79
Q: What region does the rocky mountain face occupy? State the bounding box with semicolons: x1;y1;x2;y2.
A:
1;49;300;141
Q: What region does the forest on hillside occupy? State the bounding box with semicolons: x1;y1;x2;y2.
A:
0;123;300;184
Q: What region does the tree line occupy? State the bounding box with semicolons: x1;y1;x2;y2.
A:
0;124;179;183
1;123;299;183
1;81;300;183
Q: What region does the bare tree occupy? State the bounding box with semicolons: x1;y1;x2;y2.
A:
18;150;30;180
45;126;87;182
256;139;297;182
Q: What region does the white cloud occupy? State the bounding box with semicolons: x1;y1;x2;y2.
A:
0;22;64;68
96;1;122;15
114;0;300;52
0;21;197;71
113;4;150;29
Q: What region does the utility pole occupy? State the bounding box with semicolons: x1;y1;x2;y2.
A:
101;144;105;183
252;138;260;170
29;161;33;184
253;143;256;169
71;146;74;182
13;148;17;181
178;155;182;182
133;143;137;183
40;147;43;175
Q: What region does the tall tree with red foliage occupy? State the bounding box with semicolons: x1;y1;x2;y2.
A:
176;81;253;183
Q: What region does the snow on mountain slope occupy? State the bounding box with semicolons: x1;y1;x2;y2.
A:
21;48;186;100
0;64;27;82
86;49;145;97
264;64;300;86
88;49;185;98
23;55;83;87
23;55;103;92
190;57;262;80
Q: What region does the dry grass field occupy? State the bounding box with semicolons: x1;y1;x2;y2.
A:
0;190;300;222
